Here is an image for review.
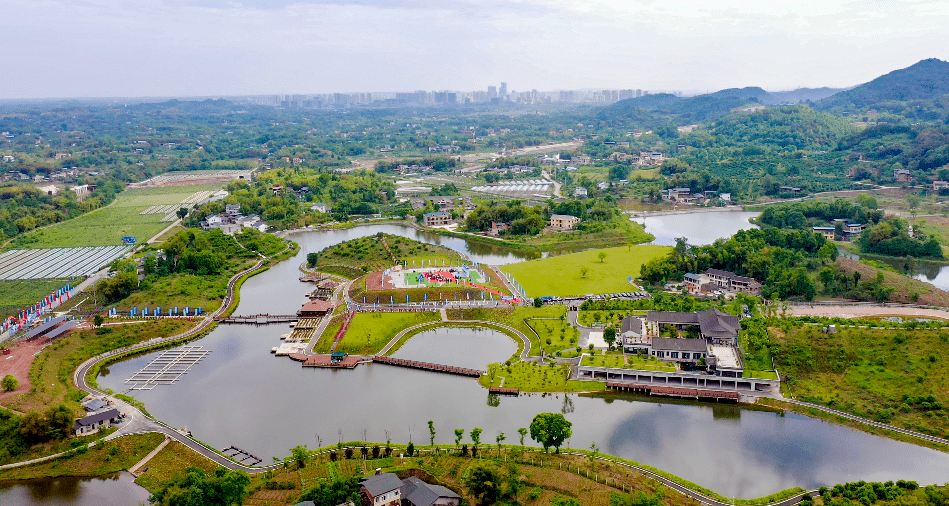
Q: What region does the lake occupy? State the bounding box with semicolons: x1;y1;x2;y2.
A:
634;211;761;246
94;224;949;499
0;472;150;506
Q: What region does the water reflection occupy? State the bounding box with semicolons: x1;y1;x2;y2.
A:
635;211;761;246
0;472;150;506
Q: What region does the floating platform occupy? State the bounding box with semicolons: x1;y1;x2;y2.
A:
489;387;520;395
607;382;739;402
125;346;210;390
222;446;262;466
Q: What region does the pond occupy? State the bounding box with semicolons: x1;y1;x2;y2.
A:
95;225;949;499
634;211;761;246
0;472;150;506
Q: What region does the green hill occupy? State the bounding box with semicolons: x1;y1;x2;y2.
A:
817;58;949;110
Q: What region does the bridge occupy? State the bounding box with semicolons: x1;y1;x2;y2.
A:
371;356;484;377
216;314;298;325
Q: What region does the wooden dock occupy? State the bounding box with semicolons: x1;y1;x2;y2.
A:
607;382;739;402
489;387;520;395
372;356;484;377
222;446;262;466
216;314;298;325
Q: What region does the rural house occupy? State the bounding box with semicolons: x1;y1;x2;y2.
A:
74;408;121;436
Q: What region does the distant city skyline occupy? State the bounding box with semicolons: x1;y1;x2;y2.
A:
1;0;948;99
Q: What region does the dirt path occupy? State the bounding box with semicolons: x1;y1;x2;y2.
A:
0;340;47;403
788;305;949;320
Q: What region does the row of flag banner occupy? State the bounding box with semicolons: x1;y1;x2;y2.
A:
108;306;204;317
4;283;73;336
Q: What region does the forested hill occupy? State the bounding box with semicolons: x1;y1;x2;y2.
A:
703;105;855;150
816;58;949;110
592;86;843;129
592;90;761;129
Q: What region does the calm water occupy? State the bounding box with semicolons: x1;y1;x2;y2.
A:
95;225;949;499
0;472;150;506
837;248;949;291
636;211;761;246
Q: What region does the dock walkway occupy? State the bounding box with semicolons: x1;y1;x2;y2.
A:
372;356;483;377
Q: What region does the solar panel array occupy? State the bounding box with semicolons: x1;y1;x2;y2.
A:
140;190;215;222
0;246;134;280
471;180;554;196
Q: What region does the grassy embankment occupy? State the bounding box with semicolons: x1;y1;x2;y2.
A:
501;245;671;297
481;361;607;392
134;440;218;492
310;311;441;355
772;325;949;439
833;257;949;306
9;185;221;249
0;278;77;320
0;433;165;480
0;319;195;415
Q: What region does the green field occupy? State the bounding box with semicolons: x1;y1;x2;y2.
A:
481;361;606;392
314;311;441;355
501;244;671;297
775;325;949;438
446;305;567;357
581;352;676;372
0;278;77;318
9;185;221;249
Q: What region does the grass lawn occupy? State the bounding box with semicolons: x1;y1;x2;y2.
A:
0;278;77;319
481;361;606;392
578;310;646;327
774;325;949;438
9;185;220;249
527;318;580;356
501;245;671;297
0;319;195;415
0;432;164;480
135;441;219;493
744;370;780;380
581;352;677;372
318;311;441;355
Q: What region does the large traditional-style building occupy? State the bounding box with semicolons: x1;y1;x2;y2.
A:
683;269;761;296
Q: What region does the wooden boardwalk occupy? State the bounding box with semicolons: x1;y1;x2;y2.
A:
222;446;262;466
372;356;484;377
489;387;520;395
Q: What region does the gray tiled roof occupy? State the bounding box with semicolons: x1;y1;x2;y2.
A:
620;316;643;335
651;337;708;352
75;408;120;428
361;473;403;497
402;476;460;506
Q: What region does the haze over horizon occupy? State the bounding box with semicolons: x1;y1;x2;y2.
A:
2;0;949;100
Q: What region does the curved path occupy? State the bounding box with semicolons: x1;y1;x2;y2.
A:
378;319;536;362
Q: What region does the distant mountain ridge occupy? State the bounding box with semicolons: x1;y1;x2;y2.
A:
816;58;949;109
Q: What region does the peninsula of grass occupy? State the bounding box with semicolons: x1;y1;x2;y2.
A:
314;233;463;275
9;185;220;249
0;319;195;415
436;214;653;252
526;317;580;356
482;361;606;392
500;244;671;297
773;325;949;439
312;311;440;355
0;432;164;480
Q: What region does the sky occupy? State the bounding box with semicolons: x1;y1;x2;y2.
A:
2;0;949;99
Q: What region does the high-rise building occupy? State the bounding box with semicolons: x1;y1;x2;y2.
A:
500;82;507;99
488;86;497;99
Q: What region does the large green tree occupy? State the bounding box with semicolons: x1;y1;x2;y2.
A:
465;464;501;506
529;413;572;453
